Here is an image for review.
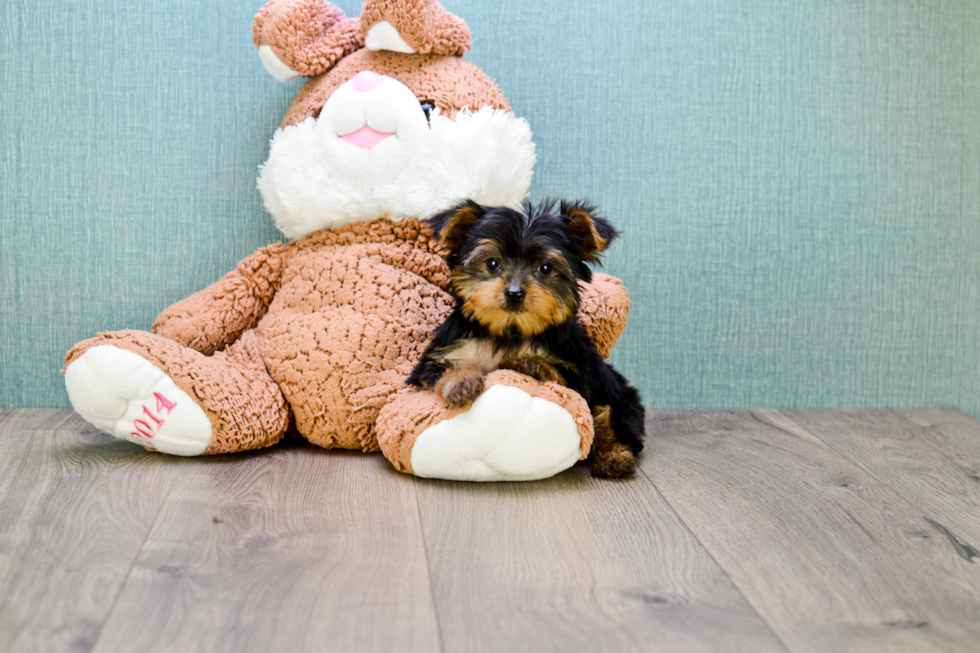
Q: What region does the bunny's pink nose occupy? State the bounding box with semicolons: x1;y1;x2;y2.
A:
353;70;384;93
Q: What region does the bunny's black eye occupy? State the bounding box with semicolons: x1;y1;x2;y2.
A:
538;262;552;276
420;102;433;123
487;258;501;272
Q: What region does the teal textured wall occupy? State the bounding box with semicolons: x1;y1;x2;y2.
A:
2;1;978;414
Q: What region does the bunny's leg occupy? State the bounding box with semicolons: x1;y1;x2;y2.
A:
376;370;594;482
64;329;289;456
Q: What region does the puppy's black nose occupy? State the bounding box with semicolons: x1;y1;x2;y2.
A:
505;286;526;303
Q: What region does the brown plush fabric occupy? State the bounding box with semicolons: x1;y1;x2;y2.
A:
577;274;631;359
282;49;510;127
65;329;290;455
253;0;364;78
152;242;292;356
256;219;453;451
376;369;595;475
360;0;471;55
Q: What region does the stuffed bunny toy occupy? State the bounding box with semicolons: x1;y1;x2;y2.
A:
64;0;631;481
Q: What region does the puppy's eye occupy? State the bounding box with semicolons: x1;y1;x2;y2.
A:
538;262;552;276
420;102;433;122
486;258;501;272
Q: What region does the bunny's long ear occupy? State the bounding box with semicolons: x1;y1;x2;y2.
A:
360;0;471;56
253;0;364;82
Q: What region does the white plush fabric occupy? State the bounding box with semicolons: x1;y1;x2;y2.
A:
257;45;300;83
364;20;417;53
64;346;213;456
409;385;582;481
257;75;536;239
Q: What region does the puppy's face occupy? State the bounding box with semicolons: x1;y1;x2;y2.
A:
431;200;618;337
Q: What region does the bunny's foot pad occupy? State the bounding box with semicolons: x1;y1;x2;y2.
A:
410;384;583;482
64;345;212;456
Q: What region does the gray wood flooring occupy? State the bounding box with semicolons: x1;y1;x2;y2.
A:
1;407;979;653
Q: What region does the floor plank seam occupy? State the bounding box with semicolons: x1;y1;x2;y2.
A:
412;478;446;653
770;410;980;557
635;463;796;653
0;409;18;428
85;480;177;653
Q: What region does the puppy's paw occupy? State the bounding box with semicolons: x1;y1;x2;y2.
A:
592;443;637;479
437;368;485;408
501;358;565;384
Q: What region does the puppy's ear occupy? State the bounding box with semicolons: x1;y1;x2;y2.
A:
428;200;486;251
560;200;619;260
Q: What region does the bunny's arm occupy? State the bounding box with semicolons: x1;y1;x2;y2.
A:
151;243;293;355
577;274;631;359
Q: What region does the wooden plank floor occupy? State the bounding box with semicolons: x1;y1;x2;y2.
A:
1;408;979;653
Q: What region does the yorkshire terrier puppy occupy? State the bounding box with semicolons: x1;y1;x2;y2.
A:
407;199;646;478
